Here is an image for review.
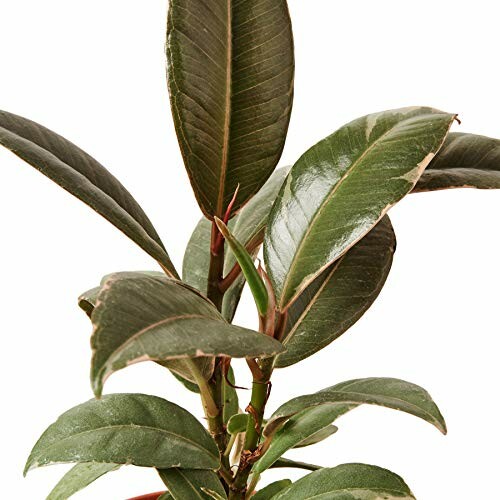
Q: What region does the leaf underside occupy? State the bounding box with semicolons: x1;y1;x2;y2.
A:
167;0;294;218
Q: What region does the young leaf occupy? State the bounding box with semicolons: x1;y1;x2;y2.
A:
167;0;294;219
254;405;340;473
414;132;500;192
270;463;415;500
227;414;249;435
215;218;268;315
264;107;456;310
25;394;219;474
91;273;284;396
158;469;227;500
182;167;290;321
276;215;395;367
268;377;447;435
0;110;177;277
47;462;119;500
252;479;292;500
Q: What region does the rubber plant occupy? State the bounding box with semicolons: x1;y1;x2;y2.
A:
2;1;500;499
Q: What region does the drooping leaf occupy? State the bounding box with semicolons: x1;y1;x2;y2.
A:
270;458;321;472
267;377;447;435
158;469;226;500
270;463;415;500
77;272;208;392
0;110;177;277
254;405;341;473
91;273;284;396
294;424;338;448
166;0;294;219
252;479;292;500
264;107;456;310
25;393;219;474
276;216;395;367
182;167;290;321
227;414;249;435
414;132;500;192
47;462;119;500
215;218;268;315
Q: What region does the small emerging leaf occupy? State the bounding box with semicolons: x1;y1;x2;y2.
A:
25;394;219;474
47;462;119;500
227;414;249;435
270;463;415;500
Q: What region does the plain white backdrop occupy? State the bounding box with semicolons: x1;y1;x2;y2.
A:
1;1;499;498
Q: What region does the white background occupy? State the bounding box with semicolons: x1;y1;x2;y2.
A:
1;1;499;498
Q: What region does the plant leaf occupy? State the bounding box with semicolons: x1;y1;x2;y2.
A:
183;167;290;321
222;367;239;424
0;110;177;277
294;424;338;448
25;393;219;474
276;215;395;367
227;414;249;435
158;494;173;500
414;132;500;191
269;463;415;500
47;462;119;500
252;480;292;500
215;218;268;315
91;272;284;396
264;107;456;310
270;458;321;472
166;0;294;219
254;405;341;473
268;377;447;435
158;469;227;500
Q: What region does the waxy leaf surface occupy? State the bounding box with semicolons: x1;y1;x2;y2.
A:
183;167;289;320
414;132;500;191
25;394;219;473
264;107;456;309
268;377;446;434
276;216;395;367
270;463;415;500
0;110;177;276
47;462;119;500
91;273;284;396
167;0;294;218
158;469;226;500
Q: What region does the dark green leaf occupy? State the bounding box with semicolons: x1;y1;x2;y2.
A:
270;458;321;472
294;424;338;448
268;377;447;434
270;463;415;500
182;167;290;321
158;494;173;500
158;469;226;500
215;218;268;315
254;405;340;473
91;273;284;396
167;0;294;218
414;132;500;191
276;216;395;367
252;480;292;500
47;462;119;500
0;110;177;277
222;367;239;424
264;107;456;310
227;414;249;435
25;393;219;474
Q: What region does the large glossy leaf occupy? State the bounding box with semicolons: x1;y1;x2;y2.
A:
166;0;294;219
47;462;119;500
158;469;226;500
254;405;340;473
267;378;446;435
91;272;284;396
253;480;292;500
276;216;395;367
183;167;289;321
25;393;219;473
270;464;415;500
264;107;456;309
414;132;500;191
0;110;177;277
